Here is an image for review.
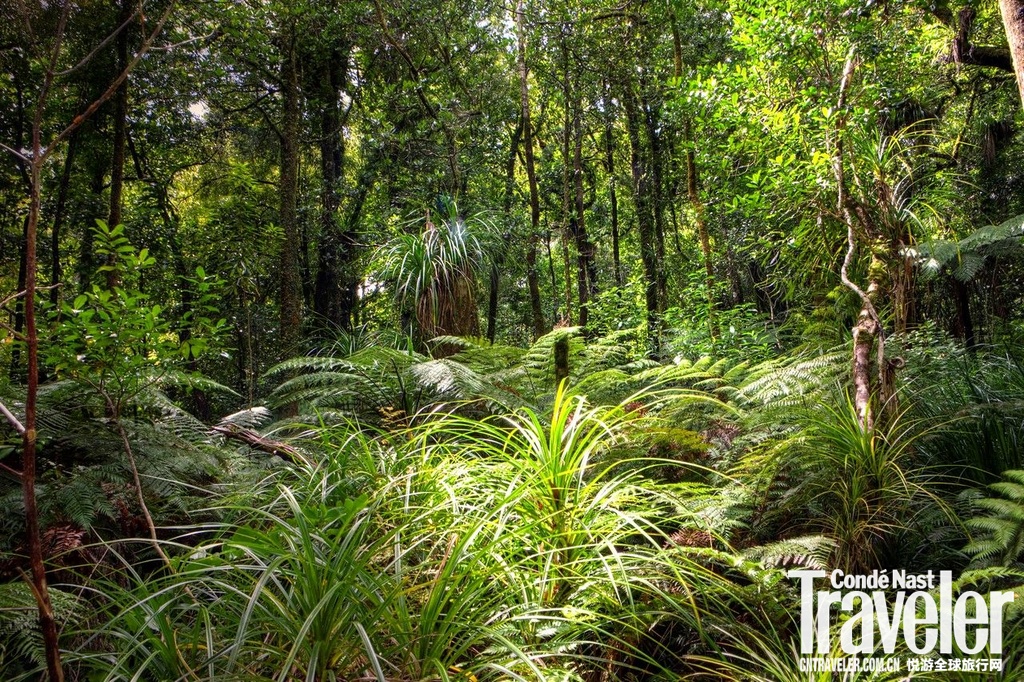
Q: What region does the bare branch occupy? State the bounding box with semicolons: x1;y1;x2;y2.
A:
148;29;221;53
0;400;26;436
0;142;29;162
0;284;60;312
0;461;23;481
55;3;142;77
211;423;308;465
46;1;179;159
0;318;27;341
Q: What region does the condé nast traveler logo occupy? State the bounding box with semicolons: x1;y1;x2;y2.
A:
788;569;1015;674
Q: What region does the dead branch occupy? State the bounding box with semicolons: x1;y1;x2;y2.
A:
0;400;26;436
211;423;307;465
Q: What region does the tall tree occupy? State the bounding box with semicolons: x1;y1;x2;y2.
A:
1;5;176;678
276;16;303;357
517;0;546;339
1000;0;1024;106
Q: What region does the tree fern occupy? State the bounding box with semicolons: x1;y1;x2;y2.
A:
911;213;1024;282
732;350;847;411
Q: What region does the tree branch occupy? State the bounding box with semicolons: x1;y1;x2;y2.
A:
55;2;141;77
0;461;23;481
0;400;26;436
943;7;1014;73
46;1;178;159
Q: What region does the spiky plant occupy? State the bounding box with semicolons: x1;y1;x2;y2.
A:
377;199;490;353
737;394;948;573
67;386;762;680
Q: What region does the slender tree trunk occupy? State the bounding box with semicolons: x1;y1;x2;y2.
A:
160;187;211;420
572;104;596;330
546;227;559;319
999;0;1024;106
489;119;522;342
560;34;574;325
79;161;105;290
3;6;176;676
9;215;29;376
278;25;303;357
106;0;131;289
953;278;976;348
641;91;668;310
50;135;78;308
517;0;545;338
19;10;71;674
300;220;313;307
561;228;573;324
686;119;716;313
25;159;65;682
622;78;661;349
602;86;621;287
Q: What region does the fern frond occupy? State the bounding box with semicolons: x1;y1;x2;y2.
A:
742;535;837;571
965;470;1024;568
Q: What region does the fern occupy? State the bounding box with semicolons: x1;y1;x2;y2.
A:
0;583;84;673
733;350;847;410
965;470;1024;568
911;213;1024;282
741;534;837;571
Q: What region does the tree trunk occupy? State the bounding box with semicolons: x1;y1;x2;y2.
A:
852;272;881;430
999;0;1024;106
50;135;78;308
517;0;545;339
25;158;65;682
686;119;716;313
622;79;661;349
952;278;976;348
641;89;668;310
311;46;359;331
4;5;176;676
554;335;570;388
572;104;596;330
833;49;884;430
9;215;28;377
78;160;105;290
560;34;574;325
278;25;303;357
489;119;522;342
602;85;621;288
106;0;131;290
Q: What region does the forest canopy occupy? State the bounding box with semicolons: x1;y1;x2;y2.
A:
4;0;1024;680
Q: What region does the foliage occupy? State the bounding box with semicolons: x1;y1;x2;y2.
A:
0;583;84;677
965;469;1024;569
45;221;227;407
60;392;760;681
912;214;1024;283
376;200;491;345
6;0;1024;678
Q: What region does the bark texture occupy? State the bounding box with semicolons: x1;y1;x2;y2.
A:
1000;0;1024;106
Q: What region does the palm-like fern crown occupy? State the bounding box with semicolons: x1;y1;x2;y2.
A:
910;213;1024;282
